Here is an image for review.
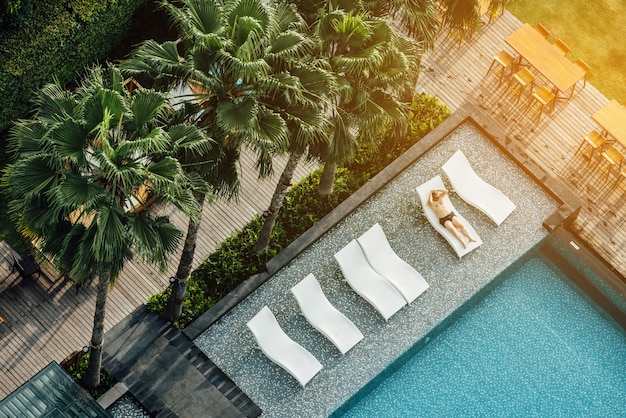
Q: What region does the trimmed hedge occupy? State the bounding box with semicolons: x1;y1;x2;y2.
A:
147;94;451;328
0;0;150;133
0;0;38;28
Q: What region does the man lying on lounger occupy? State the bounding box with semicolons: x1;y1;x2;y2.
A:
428;189;477;249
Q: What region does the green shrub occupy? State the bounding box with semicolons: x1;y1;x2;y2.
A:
147;93;450;329
0;0;37;28
192;217;274;299
147;276;214;329
65;354;116;399
0;0;150;133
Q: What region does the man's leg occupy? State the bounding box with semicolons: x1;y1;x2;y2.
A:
452;217;476;243
444;220;467;248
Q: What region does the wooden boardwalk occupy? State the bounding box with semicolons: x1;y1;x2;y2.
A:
0;151;316;399
418;11;626;281
1;9;625;401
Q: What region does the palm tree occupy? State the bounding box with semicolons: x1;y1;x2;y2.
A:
2;65;208;388
251;6;334;254
121;0;329;317
305;9;419;196
363;0;439;49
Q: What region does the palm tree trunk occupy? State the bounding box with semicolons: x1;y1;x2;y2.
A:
317;161;337;197
83;270;110;389
164;193;206;322
253;151;303;254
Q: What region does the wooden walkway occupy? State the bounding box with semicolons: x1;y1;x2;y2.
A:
0;151;316;399
2;9;625;401
418;11;626;281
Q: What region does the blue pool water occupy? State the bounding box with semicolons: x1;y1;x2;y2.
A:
339;256;626;417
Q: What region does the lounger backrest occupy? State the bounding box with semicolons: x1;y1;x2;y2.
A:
291;274;364;354
247;306;323;386
357;223;398;262
333;240;380;289
247;306;295;356
291;274;333;321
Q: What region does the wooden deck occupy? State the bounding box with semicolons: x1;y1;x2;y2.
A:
0;151;316;399
418;11;626;281
1;9;625;401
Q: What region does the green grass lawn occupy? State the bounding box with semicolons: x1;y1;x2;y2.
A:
508;0;626;102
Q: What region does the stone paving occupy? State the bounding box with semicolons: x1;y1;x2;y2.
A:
195;123;559;417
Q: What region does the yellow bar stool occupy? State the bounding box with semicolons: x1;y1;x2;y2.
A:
534;23;550;38
575;59;591;88
554;39;570;55
526;86;555;123
575;129;607;165
485;50;515;86
506;67;535;104
595;145;624;182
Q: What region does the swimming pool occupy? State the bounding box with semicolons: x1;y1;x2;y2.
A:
335;239;626;417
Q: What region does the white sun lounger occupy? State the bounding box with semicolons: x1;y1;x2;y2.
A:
334;240;407;321
247;306;322;387
291;274;364;354
416;175;483;259
442;150;516;226
356;223;429;304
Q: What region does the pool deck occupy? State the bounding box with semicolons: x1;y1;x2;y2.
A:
194;109;567;417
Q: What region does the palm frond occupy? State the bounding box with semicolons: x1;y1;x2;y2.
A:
92;206;129;263
130;90;170;130
128;213;181;271
371;46;409;84
291;66;335;98
215;96;256;132
49;118;89;166
225;0;269;35
252;146;275;178
255;107;289;149
167;124;214;156
55;174;106;211
122;40;189;82
326;113;358;164
81;89;128;135
5;154;60;200
185;0;224;37
8;121;50;157
257;72;303;105
273;1;307;33
160;185;202;221
146;156;184;189
269;30;309;58
33;81;78;124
